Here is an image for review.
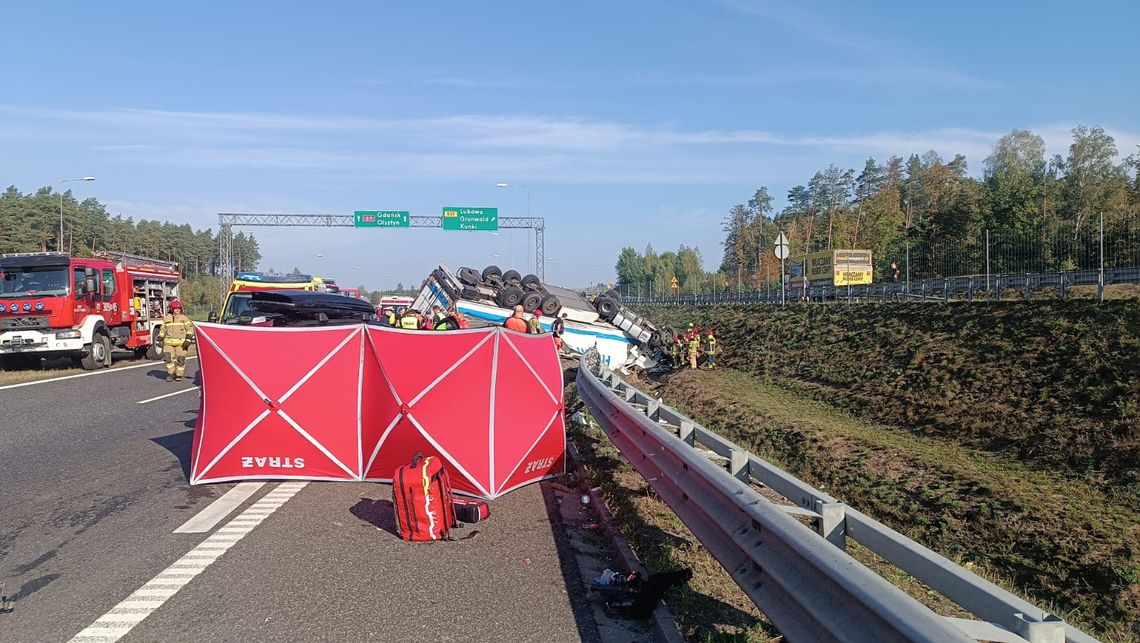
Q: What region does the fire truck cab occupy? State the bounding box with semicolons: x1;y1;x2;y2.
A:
0;251;180;370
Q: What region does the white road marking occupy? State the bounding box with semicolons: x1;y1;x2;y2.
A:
172;482;264;534
136;386;200;404
69;482;306;643
0;356;198;392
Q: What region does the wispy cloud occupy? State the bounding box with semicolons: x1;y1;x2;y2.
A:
708;0;991;90
353;76;522;89
710;0;876;52
421;77;519;89
3;104;1135;183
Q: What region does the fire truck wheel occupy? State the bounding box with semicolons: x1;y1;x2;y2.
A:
80;333;111;371
146;329;162;360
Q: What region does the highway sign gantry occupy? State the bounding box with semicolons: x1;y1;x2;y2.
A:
354;210;410;228
442;207;498;231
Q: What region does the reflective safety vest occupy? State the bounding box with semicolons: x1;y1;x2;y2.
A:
688;337;700;356
160;314;194;345
387;312;397;325
706;336;717;355
400;315;419;330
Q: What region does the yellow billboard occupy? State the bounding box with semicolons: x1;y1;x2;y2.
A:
788;249;873;286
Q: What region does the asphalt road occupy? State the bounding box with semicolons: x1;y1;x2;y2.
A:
0;358;597;642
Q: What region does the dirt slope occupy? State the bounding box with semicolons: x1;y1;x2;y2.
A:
638;300;1140;488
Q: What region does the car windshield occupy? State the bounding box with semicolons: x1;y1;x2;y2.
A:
222;292;254;322
0;265;71;298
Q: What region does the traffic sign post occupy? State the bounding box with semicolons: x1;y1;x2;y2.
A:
442;207;499;231
774;231;789;306
354;210;410;228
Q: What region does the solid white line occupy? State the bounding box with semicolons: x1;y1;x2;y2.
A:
136;386;199;405
0;356;198;392
172;482;264;534
69;482;306;643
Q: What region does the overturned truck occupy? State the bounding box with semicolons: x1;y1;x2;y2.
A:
413;264;664;370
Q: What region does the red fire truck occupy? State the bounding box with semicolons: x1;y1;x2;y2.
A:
0;251;181;370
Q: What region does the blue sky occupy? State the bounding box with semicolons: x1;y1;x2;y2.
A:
2;0;1137;289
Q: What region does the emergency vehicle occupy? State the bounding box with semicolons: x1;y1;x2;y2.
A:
0;251;180;370
211;272;326;324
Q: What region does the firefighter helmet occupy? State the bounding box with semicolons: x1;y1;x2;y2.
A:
170;299;183;310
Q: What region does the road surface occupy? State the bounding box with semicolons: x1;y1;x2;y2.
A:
0;359;599;642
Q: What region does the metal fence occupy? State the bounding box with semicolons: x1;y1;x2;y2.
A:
623;214;1139;304
576;358;1100;643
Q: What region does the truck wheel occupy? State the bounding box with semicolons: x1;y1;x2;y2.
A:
539;294;561;316
521;274;541;289
521;291;542;313
80;333;110;371
502;270;522;286
596;296;619;320
482;265;502;281
147;328;162;360
458;267;482;287
602;289;621;303
497;286;524;308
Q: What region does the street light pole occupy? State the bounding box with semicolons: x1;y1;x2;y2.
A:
58;177;95;252
496;182;531;271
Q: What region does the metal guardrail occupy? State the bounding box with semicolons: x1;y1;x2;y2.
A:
621;267;1140;306
575;360;1101;643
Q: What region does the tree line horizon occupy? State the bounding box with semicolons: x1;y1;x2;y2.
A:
615;125;1139;294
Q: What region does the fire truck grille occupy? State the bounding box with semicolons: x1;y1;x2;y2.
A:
1;316;49;331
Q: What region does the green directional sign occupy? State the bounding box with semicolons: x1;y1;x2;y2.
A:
354;210;410;228
442;206;498;231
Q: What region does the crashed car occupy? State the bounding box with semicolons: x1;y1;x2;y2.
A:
235;290;380;327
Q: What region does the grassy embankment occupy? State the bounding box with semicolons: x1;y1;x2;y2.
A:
624;300;1139;640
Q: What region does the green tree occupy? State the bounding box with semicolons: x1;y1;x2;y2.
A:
984;129;1046;235
614;246;645;287
1059;125;1129;233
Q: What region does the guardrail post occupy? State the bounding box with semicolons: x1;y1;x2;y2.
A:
816;501;847;551
729;448;749;482
1013;613;1065;643
678;420;695;446
647;398;660;420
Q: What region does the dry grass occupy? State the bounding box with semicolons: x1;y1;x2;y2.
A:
0;347;197;387
658;369;1140;641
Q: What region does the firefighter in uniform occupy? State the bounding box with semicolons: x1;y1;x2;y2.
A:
158;300;194;382
687;332;701;370
705;331;718;370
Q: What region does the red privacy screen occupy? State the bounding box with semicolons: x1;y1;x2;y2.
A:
189;323;565;499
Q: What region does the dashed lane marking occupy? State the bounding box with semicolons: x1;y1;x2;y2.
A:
68;481;307;643
0;356;198;392
137;386;200;405
172;482;264;534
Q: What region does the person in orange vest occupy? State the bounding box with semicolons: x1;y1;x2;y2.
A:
504;305;528;332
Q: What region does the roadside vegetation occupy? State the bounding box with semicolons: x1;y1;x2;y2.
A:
632;301;1139;639
566;383;780;643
